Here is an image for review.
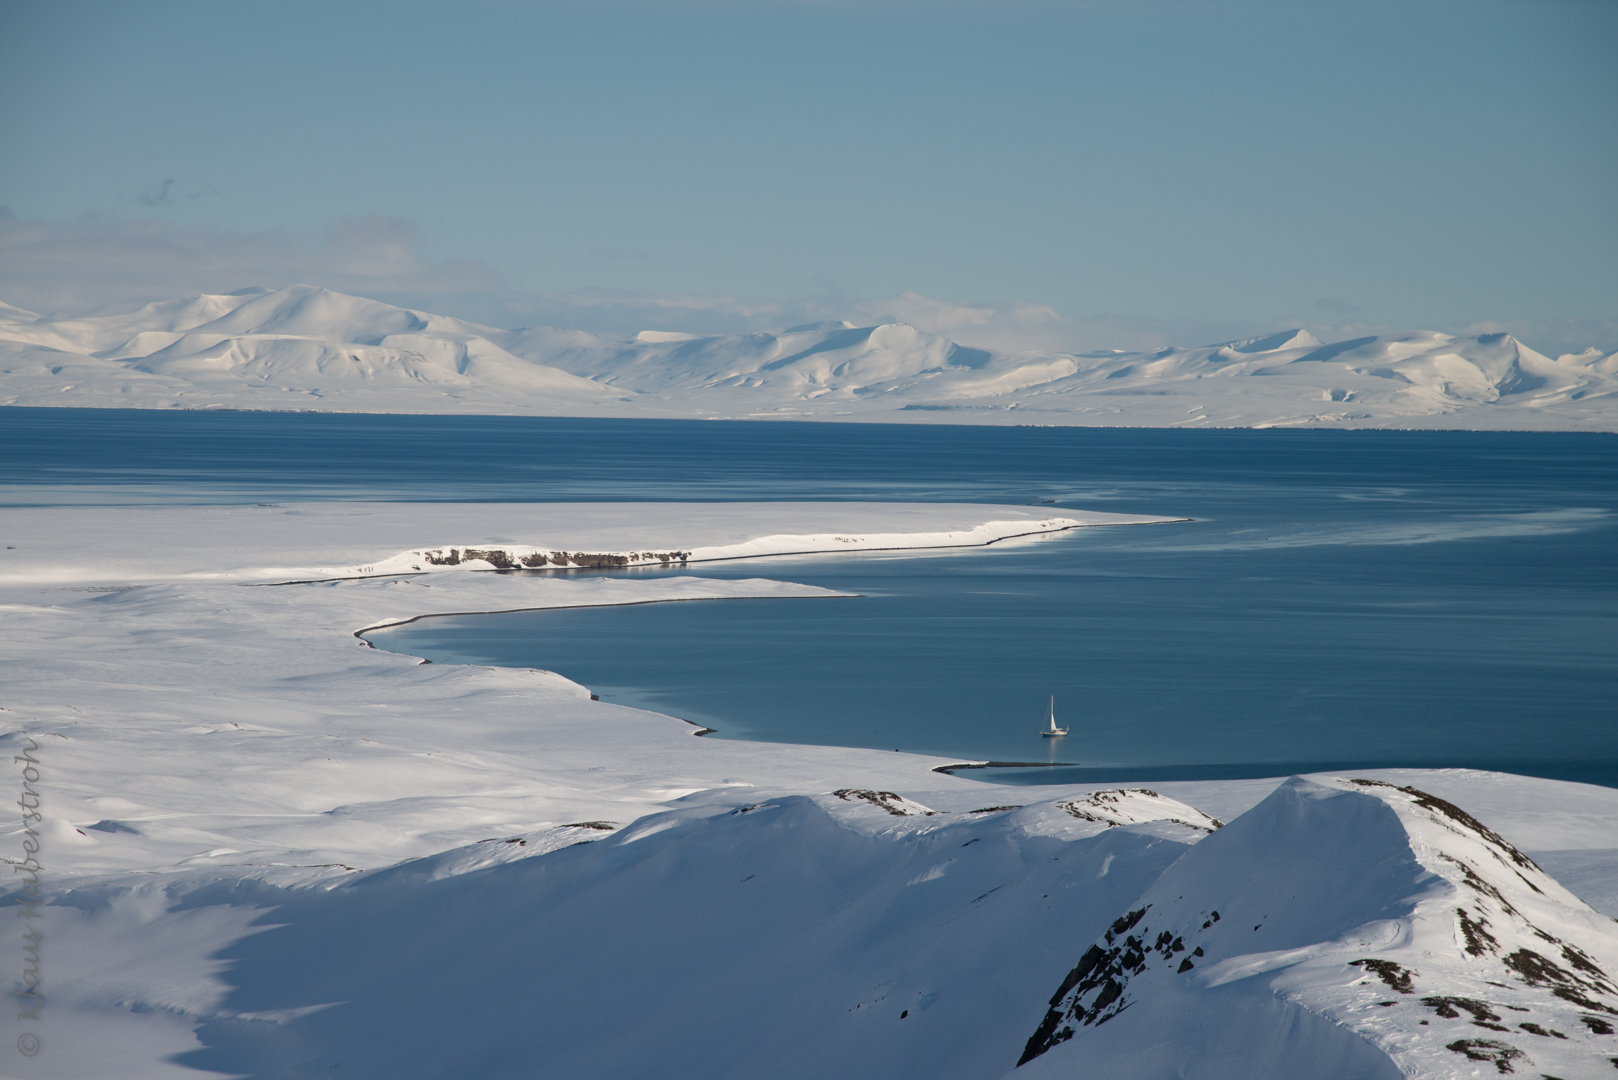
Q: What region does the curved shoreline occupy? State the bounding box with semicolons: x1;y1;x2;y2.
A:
932;760;1079;774
357;592;860;742
354;590;858;638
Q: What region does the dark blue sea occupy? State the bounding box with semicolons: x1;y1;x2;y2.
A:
4;407;1614;787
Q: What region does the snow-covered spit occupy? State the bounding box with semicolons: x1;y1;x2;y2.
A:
3;285;1615;430
0;501;1156;588
3;501;1617;1079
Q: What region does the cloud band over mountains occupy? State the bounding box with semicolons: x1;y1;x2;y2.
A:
1;210;1613;360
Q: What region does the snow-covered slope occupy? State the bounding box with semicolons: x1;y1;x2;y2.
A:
35;773;1618;1079
3;285;1614;428
1017;777;1618;1079
162;779;1607;1080
0;286;621;414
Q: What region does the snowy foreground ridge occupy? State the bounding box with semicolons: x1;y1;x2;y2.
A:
4;502;1618;1078
3;284;1616;429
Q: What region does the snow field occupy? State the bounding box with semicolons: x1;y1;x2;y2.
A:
1;500;1615;1078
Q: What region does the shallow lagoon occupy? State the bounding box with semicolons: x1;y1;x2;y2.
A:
7;408;1615;786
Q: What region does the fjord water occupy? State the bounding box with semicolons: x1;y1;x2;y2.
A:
376;522;1618;788
6;408;1614;786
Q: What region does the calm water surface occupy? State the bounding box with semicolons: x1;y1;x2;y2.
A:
6;408;1615;786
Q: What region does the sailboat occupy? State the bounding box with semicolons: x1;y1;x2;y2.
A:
1042;695;1068;737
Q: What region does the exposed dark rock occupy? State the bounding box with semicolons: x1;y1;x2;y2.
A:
1020;945;1106;1065
1352;959;1415;994
1047;946;1107;1007
1551;987;1618;1016
830;789;934;816
1505;949;1581;990
1106;908;1148;944
461;548;516;569
418;547;689;571
1459;907;1500;957
1020;905;1163;1065
1057;789;1220;832
1090;978;1123;1013
1443;1038;1526;1073
1423;997;1502;1023
1561;943;1618;994
568;553;632;568
1441;854;1518;914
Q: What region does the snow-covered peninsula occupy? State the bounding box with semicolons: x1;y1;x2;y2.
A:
3;285;1615;430
4;501;1617;1078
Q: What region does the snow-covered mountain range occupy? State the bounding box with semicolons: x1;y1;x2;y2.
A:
3;284;1614;429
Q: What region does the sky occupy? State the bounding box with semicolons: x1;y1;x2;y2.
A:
1;0;1614;352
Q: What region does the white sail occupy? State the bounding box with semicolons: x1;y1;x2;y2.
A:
1043;694;1068;737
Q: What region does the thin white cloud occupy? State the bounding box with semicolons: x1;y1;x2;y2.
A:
1;211;1610;357
0;211;502;317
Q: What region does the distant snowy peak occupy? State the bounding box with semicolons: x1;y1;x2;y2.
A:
1016;776;1618;1080
1215;328;1324;354
0;284;621;409
1;285;1613;428
571;319;974;393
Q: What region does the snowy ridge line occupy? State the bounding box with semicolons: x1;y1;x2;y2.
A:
249;514;1171;584
1058;788;1225;833
5;283;1614;429
352;590;857;637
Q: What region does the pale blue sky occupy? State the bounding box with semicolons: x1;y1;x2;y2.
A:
1;0;1613;347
